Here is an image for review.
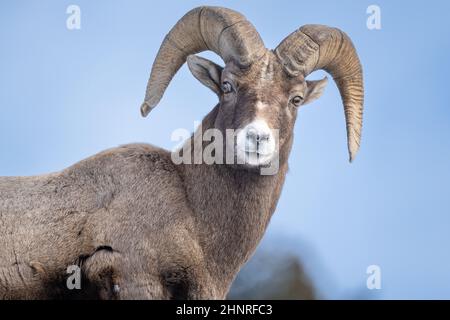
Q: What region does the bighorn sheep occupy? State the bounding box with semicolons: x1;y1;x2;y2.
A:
0;6;363;299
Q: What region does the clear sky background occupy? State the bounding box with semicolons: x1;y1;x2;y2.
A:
1;0;449;299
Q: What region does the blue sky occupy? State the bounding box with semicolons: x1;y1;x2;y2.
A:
1;0;450;299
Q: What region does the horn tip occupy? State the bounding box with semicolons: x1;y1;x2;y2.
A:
140;101;153;117
349;153;355;163
348;146;359;163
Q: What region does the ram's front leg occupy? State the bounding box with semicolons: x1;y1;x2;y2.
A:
81;247;165;299
81;249;212;299
158;263;225;300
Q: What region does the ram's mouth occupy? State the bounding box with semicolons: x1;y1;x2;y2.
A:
239;149;274;167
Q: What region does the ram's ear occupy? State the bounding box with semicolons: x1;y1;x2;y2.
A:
187;55;223;96
303;77;328;105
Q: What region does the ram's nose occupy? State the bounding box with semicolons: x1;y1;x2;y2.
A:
238;120;275;155
246;128;270;143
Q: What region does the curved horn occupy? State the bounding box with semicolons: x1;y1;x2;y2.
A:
140;6;266;117
275;25;364;162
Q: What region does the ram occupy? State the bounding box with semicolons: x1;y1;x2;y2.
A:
0;6;363;299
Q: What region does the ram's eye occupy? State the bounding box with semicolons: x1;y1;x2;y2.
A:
222;81;233;94
291;95;304;107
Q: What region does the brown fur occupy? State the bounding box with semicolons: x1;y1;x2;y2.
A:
0;39;328;300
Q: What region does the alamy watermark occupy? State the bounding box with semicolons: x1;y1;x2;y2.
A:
367;5;381;30
366;264;382;290
66;265;81;290
170;122;280;175
66;5;81;30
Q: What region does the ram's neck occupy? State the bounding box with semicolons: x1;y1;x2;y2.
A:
176;105;290;293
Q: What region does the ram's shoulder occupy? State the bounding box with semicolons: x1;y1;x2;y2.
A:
55;144;182;203
72;143;176;174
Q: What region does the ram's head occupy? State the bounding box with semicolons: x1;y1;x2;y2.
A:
140;6;364;165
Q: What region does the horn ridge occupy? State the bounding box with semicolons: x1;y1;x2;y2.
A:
275;24;364;161
140;6;266;117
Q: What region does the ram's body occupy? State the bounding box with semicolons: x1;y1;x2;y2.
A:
0;6;364;299
0;144;205;299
